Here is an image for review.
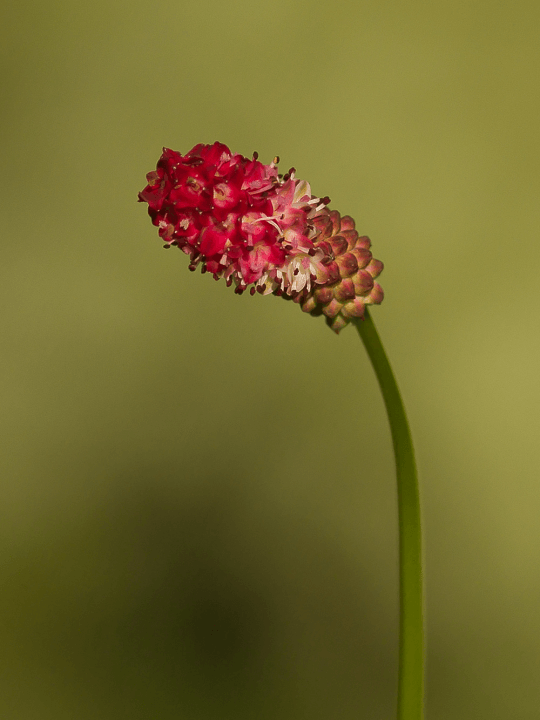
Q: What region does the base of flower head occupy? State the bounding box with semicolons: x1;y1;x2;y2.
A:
296;212;384;333
139;142;384;333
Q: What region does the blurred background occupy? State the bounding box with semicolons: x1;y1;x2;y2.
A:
1;1;539;718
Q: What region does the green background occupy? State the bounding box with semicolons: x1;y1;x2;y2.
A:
1;1;539;718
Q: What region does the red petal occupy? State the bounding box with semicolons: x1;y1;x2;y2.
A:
199;226;229;256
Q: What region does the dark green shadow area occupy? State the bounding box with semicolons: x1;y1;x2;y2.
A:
2;461;396;720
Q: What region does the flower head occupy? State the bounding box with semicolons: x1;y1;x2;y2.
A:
138;142;383;332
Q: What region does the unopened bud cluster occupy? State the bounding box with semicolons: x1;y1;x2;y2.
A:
138;142;383;332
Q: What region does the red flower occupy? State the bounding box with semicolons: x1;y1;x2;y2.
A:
138;142;384;332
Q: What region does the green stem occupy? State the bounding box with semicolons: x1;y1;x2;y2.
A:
352;310;424;720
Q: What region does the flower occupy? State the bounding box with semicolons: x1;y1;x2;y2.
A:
138;142;383;332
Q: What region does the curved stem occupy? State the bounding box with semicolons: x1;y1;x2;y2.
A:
352;310;424;720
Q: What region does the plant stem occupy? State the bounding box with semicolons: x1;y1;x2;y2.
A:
352;310;424;720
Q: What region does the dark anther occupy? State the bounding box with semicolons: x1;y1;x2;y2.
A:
273;156;280;164
250;286;256;295
253;151;259;160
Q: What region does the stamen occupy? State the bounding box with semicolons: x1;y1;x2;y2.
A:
249;215;282;233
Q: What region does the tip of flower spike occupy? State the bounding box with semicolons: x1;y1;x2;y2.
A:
139;142;384;332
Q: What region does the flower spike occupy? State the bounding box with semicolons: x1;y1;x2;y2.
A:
138;142;384;332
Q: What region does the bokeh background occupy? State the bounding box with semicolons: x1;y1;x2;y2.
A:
1;1;539;718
